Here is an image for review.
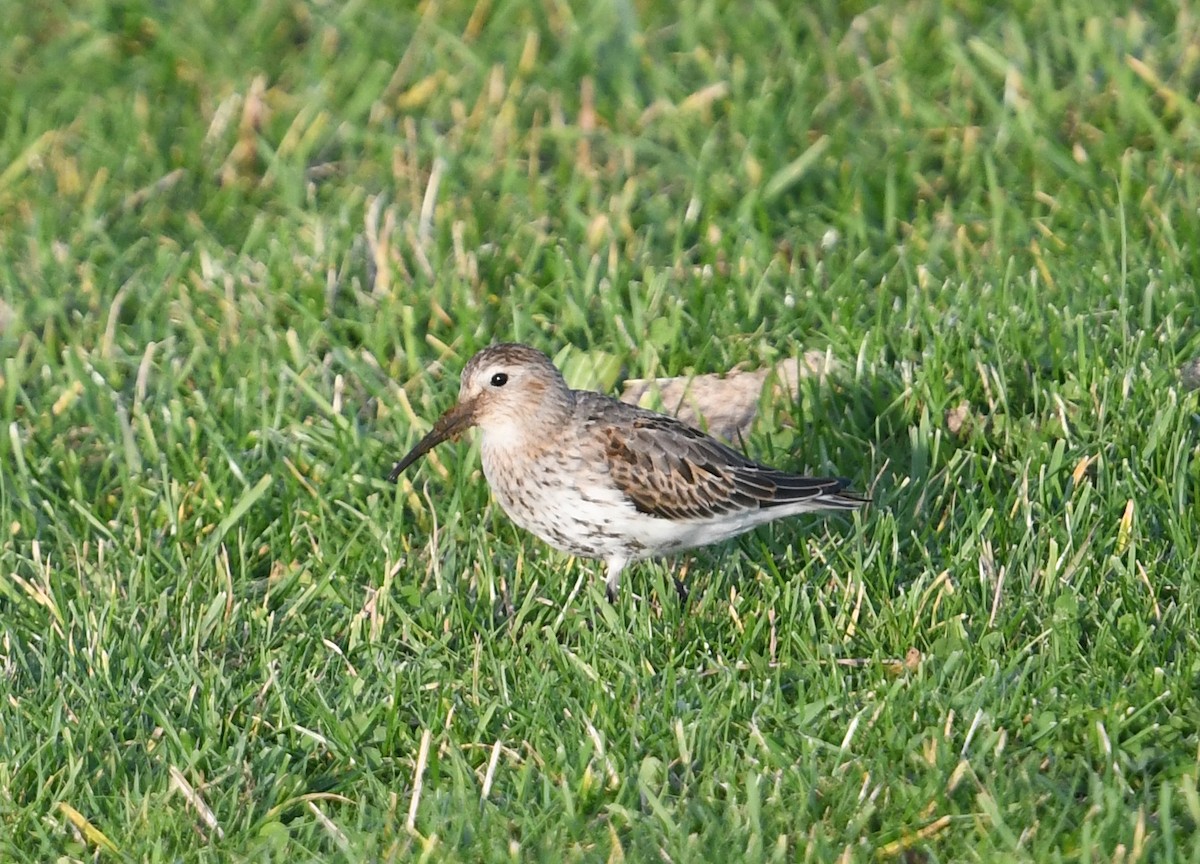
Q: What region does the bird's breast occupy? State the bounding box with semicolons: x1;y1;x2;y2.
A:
480;440;636;559
478;437;755;562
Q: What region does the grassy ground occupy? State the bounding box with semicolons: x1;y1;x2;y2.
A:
3;0;1199;860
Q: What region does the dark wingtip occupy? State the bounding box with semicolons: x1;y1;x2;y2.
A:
827;477;871;507
834;492;872;507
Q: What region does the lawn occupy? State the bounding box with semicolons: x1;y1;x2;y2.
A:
2;0;1199;860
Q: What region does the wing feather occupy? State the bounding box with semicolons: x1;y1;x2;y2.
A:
587;398;865;521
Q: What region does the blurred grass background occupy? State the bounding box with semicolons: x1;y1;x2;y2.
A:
2;0;1199;860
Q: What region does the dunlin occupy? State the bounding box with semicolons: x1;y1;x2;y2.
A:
389;344;867;601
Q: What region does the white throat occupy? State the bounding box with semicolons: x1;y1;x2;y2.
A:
479;418;532;455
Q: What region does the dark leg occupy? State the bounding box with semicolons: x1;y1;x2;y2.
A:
673;575;690;605
604;557;625;605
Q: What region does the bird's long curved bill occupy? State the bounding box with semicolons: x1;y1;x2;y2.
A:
387;402;476;482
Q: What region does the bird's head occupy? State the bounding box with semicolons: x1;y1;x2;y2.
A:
387;343;572;481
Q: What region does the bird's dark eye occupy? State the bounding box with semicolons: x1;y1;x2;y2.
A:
490;372;508;387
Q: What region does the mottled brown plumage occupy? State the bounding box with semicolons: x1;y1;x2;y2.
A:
598;411;852;521
389;343;866;600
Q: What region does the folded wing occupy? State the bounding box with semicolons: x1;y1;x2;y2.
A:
598;411;865;522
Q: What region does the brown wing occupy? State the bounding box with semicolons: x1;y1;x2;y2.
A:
593;405;861;521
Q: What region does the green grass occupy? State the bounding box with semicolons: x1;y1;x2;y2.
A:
3;0;1200;860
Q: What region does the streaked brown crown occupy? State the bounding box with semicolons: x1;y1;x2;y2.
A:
457;343;574;432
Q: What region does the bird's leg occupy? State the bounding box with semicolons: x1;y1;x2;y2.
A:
672;558;691;605
673;575;690;605
604;557;626;604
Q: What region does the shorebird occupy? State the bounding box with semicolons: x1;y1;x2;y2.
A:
389;344;867;601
